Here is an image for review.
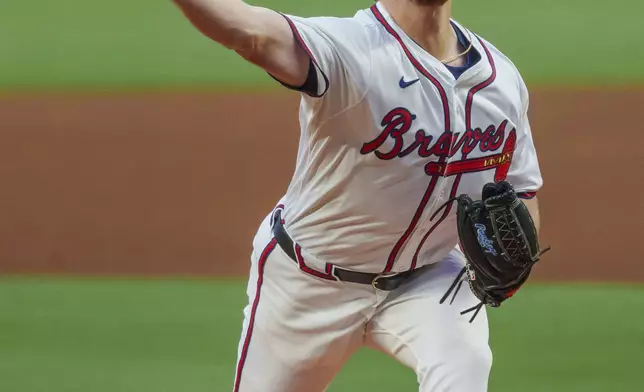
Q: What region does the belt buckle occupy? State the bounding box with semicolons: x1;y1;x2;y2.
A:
372;272;400;291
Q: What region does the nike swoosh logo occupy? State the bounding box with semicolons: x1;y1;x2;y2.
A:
399;77;420;89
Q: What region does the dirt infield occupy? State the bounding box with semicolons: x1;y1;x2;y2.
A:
0;89;642;281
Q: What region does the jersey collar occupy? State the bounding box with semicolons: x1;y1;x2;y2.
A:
371;2;491;86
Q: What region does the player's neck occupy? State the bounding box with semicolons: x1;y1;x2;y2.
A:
380;0;459;64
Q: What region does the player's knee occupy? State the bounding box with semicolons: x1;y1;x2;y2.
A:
417;345;492;392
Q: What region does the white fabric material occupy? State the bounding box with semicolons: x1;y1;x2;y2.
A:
234;217;491;392
236;3;543;390
275;4;542;273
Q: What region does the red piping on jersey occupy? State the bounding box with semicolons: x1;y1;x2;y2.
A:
270;204;286;227
518;191;537;199
295;244;337;281
370;5;451;130
233;238;277;392
371;4;451;273
276;205;337;280
408;175;464;271
280;14;330;97
465;37;498;130
408;36;498;271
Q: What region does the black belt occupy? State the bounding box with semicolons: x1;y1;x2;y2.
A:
271;209;425;291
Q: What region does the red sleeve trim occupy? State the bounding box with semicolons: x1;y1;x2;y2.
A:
276;14;330;98
518;191;537;199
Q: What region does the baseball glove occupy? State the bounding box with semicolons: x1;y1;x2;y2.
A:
439;181;550;322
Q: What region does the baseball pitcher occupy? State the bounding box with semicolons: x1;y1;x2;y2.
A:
173;0;548;391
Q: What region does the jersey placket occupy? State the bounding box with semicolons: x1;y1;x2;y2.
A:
408;53;499;268
398;87;462;270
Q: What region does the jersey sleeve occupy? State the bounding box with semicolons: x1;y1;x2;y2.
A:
277;14;372;100
506;82;543;198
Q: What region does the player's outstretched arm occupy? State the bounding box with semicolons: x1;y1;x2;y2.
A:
172;0;310;87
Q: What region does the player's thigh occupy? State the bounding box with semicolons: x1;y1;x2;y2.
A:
233;227;370;392
366;252;492;392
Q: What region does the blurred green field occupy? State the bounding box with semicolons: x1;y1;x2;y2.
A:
1;0;643;90
1;278;643;392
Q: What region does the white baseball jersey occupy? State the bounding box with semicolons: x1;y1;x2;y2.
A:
275;2;542;274
233;3;541;391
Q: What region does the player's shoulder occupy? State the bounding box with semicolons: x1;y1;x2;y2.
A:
287;8;381;43
469;31;529;102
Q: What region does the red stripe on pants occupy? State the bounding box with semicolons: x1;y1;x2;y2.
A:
233;238;277;392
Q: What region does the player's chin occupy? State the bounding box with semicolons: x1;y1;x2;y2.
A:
412;0;450;5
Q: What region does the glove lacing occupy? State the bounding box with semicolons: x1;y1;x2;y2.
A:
430;197;461;221
432;198;486;323
439;245;552;324
433;193;551;324
439;266;485;323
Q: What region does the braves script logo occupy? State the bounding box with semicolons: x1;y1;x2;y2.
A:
360;107;517;181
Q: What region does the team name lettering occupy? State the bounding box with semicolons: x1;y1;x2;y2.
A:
360;107;516;178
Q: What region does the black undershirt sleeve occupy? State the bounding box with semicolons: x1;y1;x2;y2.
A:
269;58;320;97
